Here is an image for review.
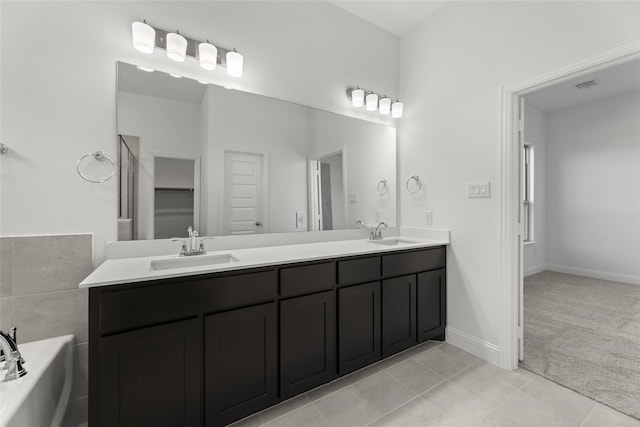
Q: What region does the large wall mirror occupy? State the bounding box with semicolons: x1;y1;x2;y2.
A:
116;62;397;240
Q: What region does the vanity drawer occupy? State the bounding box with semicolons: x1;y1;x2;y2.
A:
280;262;335;298
382;247;445;278
98;269;277;335
337;256;381;286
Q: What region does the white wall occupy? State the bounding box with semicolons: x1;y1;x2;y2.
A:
117;91;202;240
545;90;640;284
399;1;640;362
0;1;398;264
523;103;547;276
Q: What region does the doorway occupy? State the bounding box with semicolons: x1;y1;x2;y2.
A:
149;154;201;239
500;38;640;369
222;150;267;235
309;150;346;231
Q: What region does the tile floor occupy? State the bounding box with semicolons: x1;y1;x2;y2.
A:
230;341;640;427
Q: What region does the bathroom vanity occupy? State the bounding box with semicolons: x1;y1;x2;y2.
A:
85;239;446;426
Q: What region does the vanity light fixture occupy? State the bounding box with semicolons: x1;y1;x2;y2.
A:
167;31;188;62
350;87;365;107
199;41;218;70
346;87;403;118
379;96;391;115
365;92;378;111
131;21;155;54
226;49;244;77
391;100;404;118
130;20;244;77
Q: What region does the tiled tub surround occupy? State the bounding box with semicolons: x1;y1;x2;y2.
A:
0;234;91;425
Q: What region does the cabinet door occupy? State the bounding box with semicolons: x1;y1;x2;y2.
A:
382;275;417;357
338;282;381;375
205;303;278;427
417;269;446;342
98;319;200;427
281;291;336;399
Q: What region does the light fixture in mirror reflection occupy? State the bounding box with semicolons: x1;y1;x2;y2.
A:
116;62;397;241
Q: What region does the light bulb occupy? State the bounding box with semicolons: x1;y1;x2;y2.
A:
351;88;364;107
169;73;182;78
391;101;404;118
226;49;243;77
199;42;218;70
379;97;391;115
366;92;378;111
136;65;154;72
167;32;187;62
198;80;210;85
132;21;155;54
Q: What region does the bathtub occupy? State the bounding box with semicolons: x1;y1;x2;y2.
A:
0;335;74;427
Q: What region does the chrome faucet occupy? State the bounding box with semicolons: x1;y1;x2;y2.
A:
370;222;388;240
0;327;27;382
355;220;366;229
172;227;212;256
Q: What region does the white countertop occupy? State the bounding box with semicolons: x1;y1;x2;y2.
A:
79;236;448;288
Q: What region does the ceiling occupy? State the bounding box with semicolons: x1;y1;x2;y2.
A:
525;58;640;112
328;1;448;37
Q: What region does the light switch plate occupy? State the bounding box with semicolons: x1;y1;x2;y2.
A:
467;181;491;198
296;211;306;229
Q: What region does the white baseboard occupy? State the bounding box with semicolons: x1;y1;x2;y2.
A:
445;327;501;366
545;264;640;286
523;264;546;277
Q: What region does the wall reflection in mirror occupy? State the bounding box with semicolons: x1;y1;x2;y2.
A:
116;62;396;240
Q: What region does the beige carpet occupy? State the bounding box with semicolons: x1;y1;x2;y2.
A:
521;271;640;420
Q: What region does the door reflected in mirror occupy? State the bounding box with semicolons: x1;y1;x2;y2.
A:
116;61;396;240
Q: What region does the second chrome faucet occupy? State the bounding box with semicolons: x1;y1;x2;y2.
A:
172;226;212;256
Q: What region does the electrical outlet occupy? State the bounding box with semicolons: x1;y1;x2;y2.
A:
348;193;358;203
295;211;306;230
424;211;433;226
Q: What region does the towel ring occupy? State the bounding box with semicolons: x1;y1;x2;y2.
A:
377;180;389;196
77;151;116;183
405;175;422;194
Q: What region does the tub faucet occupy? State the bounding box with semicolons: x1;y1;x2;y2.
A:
0;327;27;382
370;222;388;240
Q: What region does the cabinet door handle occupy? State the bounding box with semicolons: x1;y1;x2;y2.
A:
256;221;263;226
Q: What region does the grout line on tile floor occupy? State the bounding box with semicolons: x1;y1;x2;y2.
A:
310;400;333;427
578;403;600;427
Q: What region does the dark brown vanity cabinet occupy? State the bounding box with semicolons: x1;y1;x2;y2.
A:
98;318;201;427
337;281;382;375
280;291;336;399
381;275;417;357
417;268;447;341
205;303;278;426
89;245;446;427
279;262;337;399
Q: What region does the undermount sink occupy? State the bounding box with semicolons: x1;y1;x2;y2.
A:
368;238;416;246
150;253;239;271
